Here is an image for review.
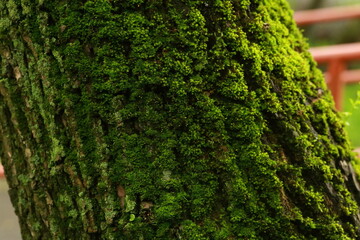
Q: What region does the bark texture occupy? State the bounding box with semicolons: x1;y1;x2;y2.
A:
1;0;360;239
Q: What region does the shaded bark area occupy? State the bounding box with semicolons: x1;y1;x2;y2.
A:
1;0;360;239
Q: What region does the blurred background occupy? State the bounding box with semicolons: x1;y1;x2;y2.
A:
0;178;21;240
1;1;360;239
288;0;360;148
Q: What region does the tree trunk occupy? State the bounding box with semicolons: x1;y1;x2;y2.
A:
1;0;360;239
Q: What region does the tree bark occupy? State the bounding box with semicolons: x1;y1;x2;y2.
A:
1;0;360;239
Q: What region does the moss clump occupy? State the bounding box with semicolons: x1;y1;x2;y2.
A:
1;0;360;239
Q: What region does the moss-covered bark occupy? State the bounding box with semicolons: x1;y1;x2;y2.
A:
1;0;360;239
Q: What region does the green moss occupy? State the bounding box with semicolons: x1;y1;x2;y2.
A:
1;0;360;239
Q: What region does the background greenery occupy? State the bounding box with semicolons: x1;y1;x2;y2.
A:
344;84;360;147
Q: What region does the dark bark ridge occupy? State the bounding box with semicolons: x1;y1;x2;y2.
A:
1;0;360;239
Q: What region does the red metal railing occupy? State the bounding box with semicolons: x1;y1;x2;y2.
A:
294;5;360;110
294;5;360;26
0;164;4;178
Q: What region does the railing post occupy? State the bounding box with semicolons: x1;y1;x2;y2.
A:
327;59;345;110
0;164;4;178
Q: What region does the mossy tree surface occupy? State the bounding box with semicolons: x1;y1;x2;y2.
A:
1;0;360;239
